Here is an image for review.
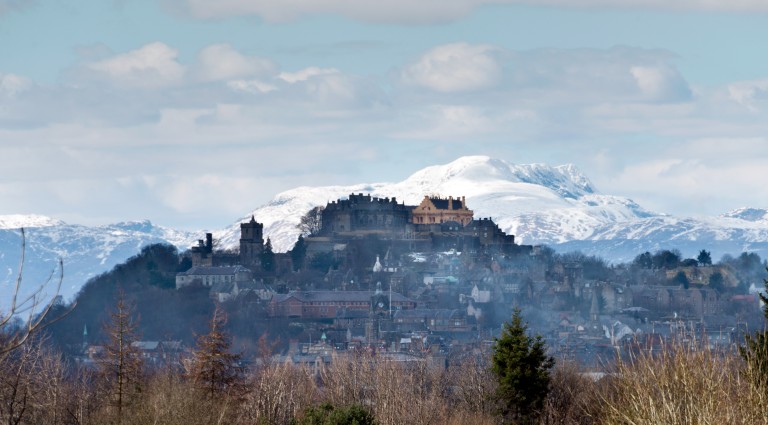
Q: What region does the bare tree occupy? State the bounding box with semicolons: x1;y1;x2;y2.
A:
447;354;497;416
0;229;67;360
297;206;324;237
238;362;316;425
0;337;43;425
98;292;144;423
187;306;244;399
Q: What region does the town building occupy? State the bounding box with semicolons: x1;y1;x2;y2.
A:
268;290;417;319
411;195;473;226
175;265;253;289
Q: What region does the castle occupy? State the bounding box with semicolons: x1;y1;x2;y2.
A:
184;193;526;273
307;193;522;254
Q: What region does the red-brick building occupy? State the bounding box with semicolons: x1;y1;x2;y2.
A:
268;290;417;319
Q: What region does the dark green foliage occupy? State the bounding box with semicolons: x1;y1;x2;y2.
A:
740;267;768;387
721;252;766;290
42;243;215;352
652;249;682;269
261;238;275;272
491;308;554;424
681;258;698;267
560;251;611;280
308;251;339;272
299;403;376;425
709;272;725;292
672;271;690;289
632;251;653;269
176;256;193;273
697;249;712;266
631;249;682;270
290;235;307;271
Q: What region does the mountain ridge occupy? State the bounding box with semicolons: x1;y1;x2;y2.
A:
3;155;768;305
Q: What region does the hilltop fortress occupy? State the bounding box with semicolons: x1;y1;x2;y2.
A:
302;193;526;258
184;193;527;273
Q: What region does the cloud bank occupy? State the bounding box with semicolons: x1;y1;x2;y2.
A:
2;41;767;227
165;0;768;23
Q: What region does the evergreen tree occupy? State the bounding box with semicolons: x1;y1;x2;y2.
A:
697;249;712;266
290;235;307;271
632;251;653;269
673;271;690;289
188;306;244;398
652;249;682;269
491;308;554;424
299;403;376;425
99;292;144;423
261;238;275;272
740;268;768;387
709;271;725;292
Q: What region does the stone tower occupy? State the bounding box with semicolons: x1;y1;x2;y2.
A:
240;216;264;268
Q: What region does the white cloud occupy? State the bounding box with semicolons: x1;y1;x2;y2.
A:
401;43;501;93
169;0;479;24
227;79;277;94
5;42;768;227
166;0;768;24
87;42;186;89
728;78;768;110
395;105;490;139
595;138;768;216
0;73;32;97
195;43;276;82
278;67;339;83
630;65;691;102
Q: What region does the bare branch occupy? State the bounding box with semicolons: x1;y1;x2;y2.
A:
1;228;73;358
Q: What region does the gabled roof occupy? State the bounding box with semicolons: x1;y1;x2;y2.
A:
131;341;159;351
210;281;236;293
429;198;464;210
271;290;414;304
178;266;251;276
392;308;462;320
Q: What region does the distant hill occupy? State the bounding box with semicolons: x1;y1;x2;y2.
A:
4;155;768;306
219;156;768;263
0;220;197;304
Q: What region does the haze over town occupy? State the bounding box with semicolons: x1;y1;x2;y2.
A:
2;0;768;230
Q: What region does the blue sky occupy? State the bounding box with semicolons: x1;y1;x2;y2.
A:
2;0;768;229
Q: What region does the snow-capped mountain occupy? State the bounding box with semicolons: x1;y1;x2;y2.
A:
0;219;198;305
5;155;768;307
218;156;768;264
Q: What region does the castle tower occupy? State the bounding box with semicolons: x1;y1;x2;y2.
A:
240;216;264;268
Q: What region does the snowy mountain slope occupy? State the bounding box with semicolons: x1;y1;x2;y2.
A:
0;218;198;306
218;156;656;252
553;213;768;262
4;155;768;308
219;156;768;264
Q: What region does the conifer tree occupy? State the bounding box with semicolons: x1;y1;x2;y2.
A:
188;306;244;398
261;238;275;272
290;235;307;271
740;268;768;387
697;249;712;266
491;308;554;424
99;291;144;423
